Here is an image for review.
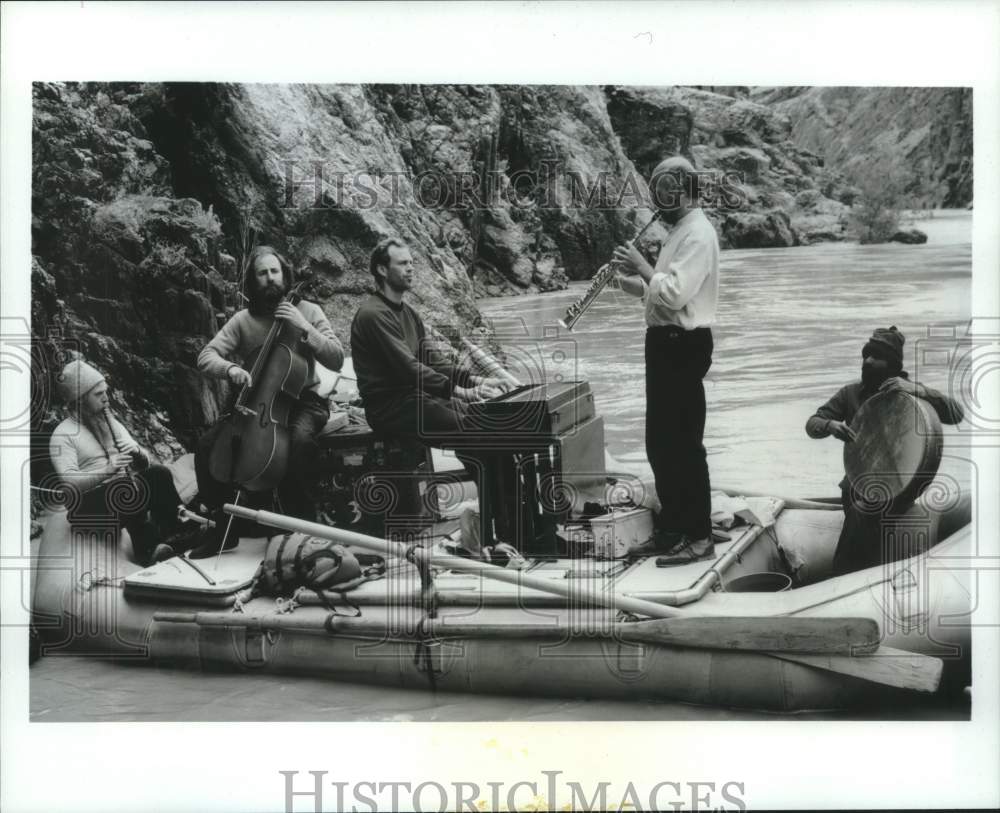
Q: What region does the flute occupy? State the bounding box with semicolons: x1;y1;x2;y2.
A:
559;213;660;331
103;407;137;483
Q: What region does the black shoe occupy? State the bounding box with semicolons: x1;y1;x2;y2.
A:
187;535;239;560
133;522;172;567
630;529;684;557
162;525;206;554
655;536;715;567
151;543;176;564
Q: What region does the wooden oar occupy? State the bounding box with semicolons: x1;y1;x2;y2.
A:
167;609;879;655
599;456;842;513
225;506;884;655
620;616;879;655
715;485;843;511
767;647;943;693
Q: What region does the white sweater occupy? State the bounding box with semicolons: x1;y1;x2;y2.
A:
49;414;148;493
642;208;720;329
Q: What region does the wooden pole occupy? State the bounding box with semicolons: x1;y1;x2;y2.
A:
176;609;880;655
225;503;685;619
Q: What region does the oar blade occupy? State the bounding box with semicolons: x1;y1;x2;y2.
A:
768;647;943;693
623;616;880;654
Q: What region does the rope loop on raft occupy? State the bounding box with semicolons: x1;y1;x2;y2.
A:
275;594;300;614
76;571;125;592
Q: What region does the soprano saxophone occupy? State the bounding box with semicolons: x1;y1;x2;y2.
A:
559;213;660;331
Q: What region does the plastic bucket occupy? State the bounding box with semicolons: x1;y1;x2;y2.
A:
724;572;792;593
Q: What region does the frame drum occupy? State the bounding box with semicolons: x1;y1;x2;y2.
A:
844;389;943;505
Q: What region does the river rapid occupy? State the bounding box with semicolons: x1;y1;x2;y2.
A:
29;211;972;722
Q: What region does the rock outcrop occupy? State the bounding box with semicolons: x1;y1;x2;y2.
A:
604;86;850;247
32;83;227;457
34;82;956;456
751;86;973;209
890;228;928;245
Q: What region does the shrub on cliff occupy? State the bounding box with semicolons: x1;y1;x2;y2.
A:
845;149;917;244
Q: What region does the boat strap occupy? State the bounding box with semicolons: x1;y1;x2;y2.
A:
404;543;441;690
314;589;362;624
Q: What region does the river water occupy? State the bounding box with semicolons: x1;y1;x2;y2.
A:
479;209;972;499
29;211;972;722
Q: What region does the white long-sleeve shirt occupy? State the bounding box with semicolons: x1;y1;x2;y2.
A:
49;414;149;493
641;208;719;329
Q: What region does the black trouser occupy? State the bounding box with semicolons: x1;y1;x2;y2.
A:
645;325;714;541
832;483;913;577
365;392;482;480
68;463;181;563
364;393;487;527
195;392;331;522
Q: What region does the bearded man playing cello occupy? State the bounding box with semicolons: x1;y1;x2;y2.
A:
189;245;344;558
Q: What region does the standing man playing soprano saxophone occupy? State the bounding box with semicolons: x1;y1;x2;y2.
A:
614;156;721;565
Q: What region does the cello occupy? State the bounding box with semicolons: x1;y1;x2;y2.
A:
207;283;310;492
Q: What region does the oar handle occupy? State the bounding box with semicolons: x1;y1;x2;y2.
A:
223;504;683;619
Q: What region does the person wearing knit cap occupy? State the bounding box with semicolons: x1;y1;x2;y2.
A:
613;155;721;565
190;245;345;559
49;358;183;566
806;326;965;575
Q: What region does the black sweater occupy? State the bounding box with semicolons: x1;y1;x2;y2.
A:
350;292;472;407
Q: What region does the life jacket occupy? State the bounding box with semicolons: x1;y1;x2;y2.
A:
255;532;385;594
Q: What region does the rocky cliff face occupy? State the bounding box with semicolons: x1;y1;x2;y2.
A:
751;86;973;209
605;86;851;248
32;83;227;458
28;82;870;454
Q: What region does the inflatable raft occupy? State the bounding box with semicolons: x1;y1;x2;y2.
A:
31;483;972;712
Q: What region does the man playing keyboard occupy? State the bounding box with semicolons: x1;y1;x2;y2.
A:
350;237;507;474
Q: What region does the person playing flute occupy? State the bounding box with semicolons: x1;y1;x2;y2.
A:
49;359;183;565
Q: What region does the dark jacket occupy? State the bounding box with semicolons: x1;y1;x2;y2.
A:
805;372;965;439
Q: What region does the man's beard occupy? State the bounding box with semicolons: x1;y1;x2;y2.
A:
386;275;410;294
251;281;286;313
79;404;107;435
861;365;889;391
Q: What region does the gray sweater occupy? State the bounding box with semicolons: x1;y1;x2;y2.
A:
198;301;344;393
350;292;471;406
